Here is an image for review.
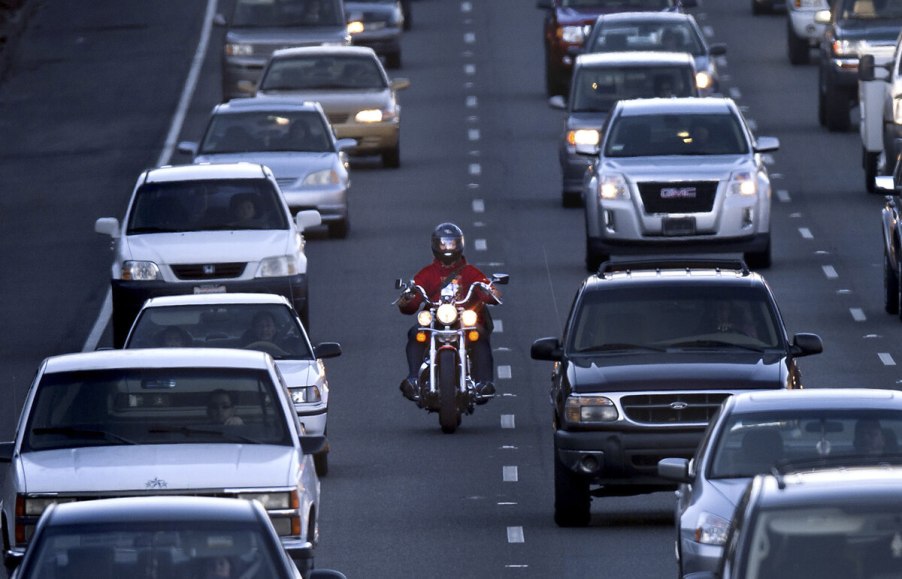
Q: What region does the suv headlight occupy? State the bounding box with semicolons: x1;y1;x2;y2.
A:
694;512;731;545
567;129;600;148
224;43;254;57
598;173;629;201
564;396;618;423
290;386;322;404
121;260;161;281
256;256;299;278
728;171;758;196
302;169;339;187
559;25;586;44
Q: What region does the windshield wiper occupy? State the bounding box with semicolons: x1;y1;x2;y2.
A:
576;343;665;353
31;426;138;445
667;339;765;352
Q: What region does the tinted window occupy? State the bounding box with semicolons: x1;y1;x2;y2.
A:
127;179;288;234
260;55;386;91
604;111;749;157
571;65;695;112
199;111;332;154
568;284;781;353
127;303;314;360
23;368;291;451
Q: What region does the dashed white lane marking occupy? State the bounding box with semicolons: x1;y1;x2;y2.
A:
507;527;525;543
461;1;472;12
776;189;791;202
799;228;813;239
466;95;477;108
493;319;503;333
464;63;476;75
823;265;839;279
505;565;529;569
472;199;485;212
879;352;896;366
469;163;481;176
851;308;866;322
503;466;518;482
729;87;742;99
498;365;511;379
468;128;480;141
501;414;516;429
464;32;476;44
475;239;487;251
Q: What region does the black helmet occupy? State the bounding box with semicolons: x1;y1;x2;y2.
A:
431;222;465;265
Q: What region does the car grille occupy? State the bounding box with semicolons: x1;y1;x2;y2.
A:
276;177;298;189
638;181;719;214
621;392;730;424
171;263;246;280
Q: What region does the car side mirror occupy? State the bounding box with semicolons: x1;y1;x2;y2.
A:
574;142;599;157
657;457;692;483
236;79;256;94
0;441;14;463
708;43;727;57
491;273;510;285
299;435;327;456
213;13;227;26
531;337;562;361
177;141;198;156
313;342;342;359
295;210;322;232
876;175;897;193
335;138;357;152
95;217;120;238
814;9;831;24
791;333;823;357
548;95;567;110
754;136;779;153
391;78;411;91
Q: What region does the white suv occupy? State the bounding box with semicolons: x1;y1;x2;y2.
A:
95;163;321;347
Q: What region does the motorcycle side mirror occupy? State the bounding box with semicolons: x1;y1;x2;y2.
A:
395;278;405;289
491;273;510;285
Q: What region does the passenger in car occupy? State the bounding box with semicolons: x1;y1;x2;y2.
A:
155;326;193;347
207;389;244;426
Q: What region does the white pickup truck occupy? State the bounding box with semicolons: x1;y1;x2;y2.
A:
859;31;902;192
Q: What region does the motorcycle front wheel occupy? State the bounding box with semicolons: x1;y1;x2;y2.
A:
437;349;460;434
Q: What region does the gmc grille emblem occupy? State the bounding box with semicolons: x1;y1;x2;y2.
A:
670;401;689;410
660;187;697;199
203;264;216;275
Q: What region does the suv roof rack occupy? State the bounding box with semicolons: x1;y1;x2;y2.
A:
597;254;750;278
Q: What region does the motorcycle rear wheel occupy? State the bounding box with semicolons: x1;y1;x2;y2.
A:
437;349;460;434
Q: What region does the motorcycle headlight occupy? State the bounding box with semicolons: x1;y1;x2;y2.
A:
436;303;458;325
290;386;322;404
564;396;618;423
417;310;433;326
694;512;731;545
256;255;299;278
567;129;600;148
559;25;586;44
598;173;629;201
302;169;339;187
355;109;384;123
121;260;161;281
224;43;254;57
728;170;758;196
695;71;713;91
461;309;478;327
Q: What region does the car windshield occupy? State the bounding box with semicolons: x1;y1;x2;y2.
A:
26;522;285;579
840;0;902;19
571;65;695;112
199;111;332;154
126;304;315;360
561;0;672;7
22;367;292;451
587;22;706;55
742;503;902;578
126;179;288;234
231;0;344;27
567;284;782;354
260;55;387;91
708;411;902;479
604;111;749;157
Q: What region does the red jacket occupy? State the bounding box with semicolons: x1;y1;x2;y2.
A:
399;258;494;321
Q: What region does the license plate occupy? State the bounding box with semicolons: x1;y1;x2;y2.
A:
662;217;696;236
194;285;226;295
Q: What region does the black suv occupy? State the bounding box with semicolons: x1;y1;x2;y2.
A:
818;0;902;131
530;256;823;527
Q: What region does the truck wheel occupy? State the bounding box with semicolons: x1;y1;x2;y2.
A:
787;21;810;65
562;190;582;208
554;455;591;527
824;85;851;132
885;252;899;314
865;149;880;193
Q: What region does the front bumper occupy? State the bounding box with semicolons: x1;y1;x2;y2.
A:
282;186;348;224
296;403;327;435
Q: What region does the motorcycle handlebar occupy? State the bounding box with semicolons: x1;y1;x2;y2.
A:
396;280;501;307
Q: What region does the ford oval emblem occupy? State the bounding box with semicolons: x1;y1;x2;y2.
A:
670;401;689;410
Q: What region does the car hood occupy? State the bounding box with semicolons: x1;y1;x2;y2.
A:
225;28;349;50
122;231;293;263
275;359;320;389
256;89;392;112
194;153;334;178
566;111;609;130
601;155;749;180
19;445;297;492
568;352;786;392
834;19;902;43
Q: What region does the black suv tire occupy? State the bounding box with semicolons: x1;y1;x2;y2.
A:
554;455;591;527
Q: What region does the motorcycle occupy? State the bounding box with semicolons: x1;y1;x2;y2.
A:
394;273;509;433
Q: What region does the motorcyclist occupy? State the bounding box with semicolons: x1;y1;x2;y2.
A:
397;223;501;404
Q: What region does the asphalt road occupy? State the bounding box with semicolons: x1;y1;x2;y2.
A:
1;0;900;577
